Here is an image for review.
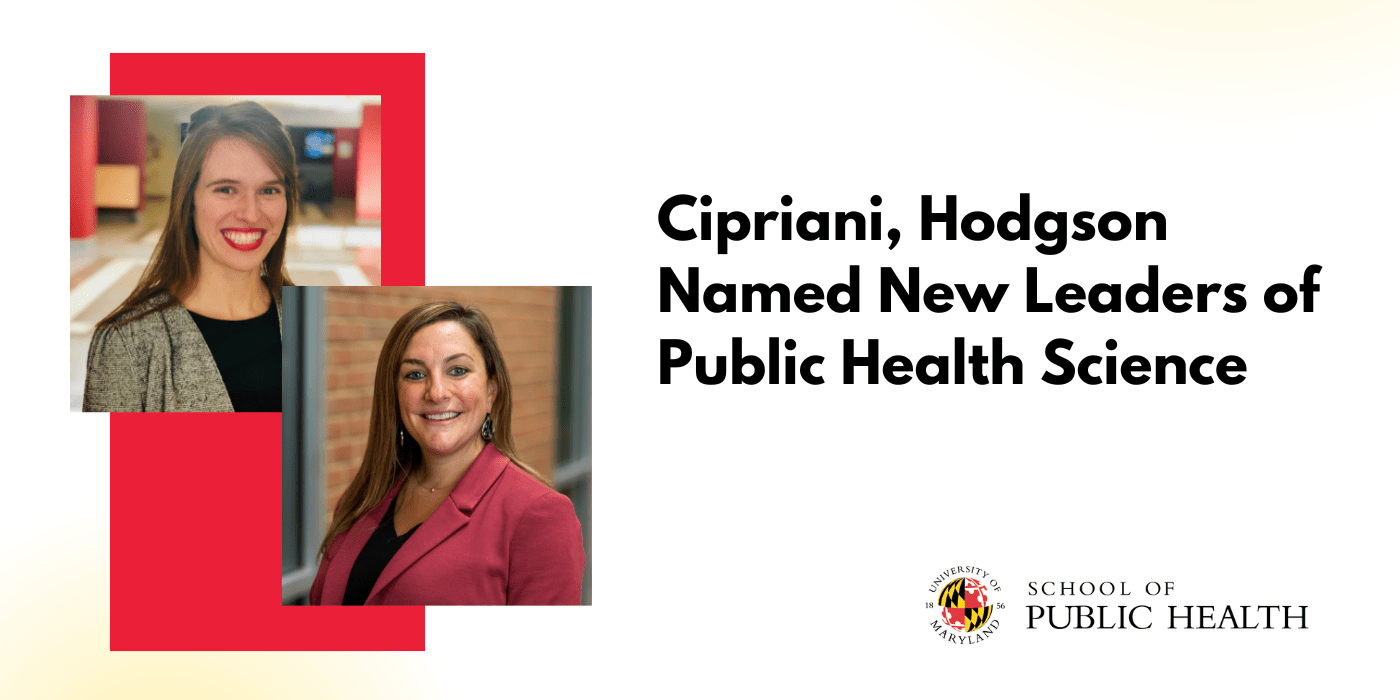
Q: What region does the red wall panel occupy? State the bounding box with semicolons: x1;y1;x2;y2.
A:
71;96;98;239
356;105;381;220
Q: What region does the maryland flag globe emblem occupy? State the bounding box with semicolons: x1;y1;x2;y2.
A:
938;577;993;632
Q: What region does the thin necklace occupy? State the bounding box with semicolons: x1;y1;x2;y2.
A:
414;473;445;493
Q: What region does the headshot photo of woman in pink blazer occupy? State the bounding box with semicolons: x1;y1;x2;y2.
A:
83;101;295;412
310;301;585;605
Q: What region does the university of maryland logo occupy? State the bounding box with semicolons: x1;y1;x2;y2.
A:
938;577;993;632
927;566;1002;644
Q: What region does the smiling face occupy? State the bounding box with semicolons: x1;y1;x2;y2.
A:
398;320;498;464
192;137;287;276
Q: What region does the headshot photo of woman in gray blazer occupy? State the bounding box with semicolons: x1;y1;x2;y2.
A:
83;102;296;412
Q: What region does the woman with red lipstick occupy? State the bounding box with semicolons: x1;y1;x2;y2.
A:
310;302;584;606
83;102;296;412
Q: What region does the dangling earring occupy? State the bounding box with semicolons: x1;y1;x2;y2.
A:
480;413;494;441
399;428;404;447
260;260;268;277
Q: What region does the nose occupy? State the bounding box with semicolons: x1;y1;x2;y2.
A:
235;190;260;221
423;372;448;403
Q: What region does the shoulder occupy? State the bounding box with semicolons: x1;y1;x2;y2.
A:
85;294;180;412
499;466;578;543
497;463;573;512
86;293;191;382
90;295;163;354
479;462;576;533
458;446;574;527
94;292;181;341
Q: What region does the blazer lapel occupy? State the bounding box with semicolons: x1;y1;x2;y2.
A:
320;480;402;606
365;445;513;604
162;300;235;412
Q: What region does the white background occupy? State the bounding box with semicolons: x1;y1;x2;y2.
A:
18;1;1400;697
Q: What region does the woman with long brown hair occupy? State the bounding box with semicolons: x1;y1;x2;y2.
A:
310;302;584;606
83;101;296;412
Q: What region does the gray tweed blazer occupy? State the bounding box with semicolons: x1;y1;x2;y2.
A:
82;292;282;412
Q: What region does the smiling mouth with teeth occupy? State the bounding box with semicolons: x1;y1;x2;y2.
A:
221;228;266;251
424;412;462;421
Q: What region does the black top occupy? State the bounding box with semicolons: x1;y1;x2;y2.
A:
187;301;281;412
342;493;421;606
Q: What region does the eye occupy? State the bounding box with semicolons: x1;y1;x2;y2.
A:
262;186;283;195
404;370;425;381
449;366;468;377
215;186;235;194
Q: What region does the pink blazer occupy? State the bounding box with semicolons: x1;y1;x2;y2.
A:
310;444;584;605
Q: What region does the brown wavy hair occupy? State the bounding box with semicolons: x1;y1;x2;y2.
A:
97;101;297;329
320;302;548;556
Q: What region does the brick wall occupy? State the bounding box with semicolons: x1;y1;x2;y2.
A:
321;286;559;522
